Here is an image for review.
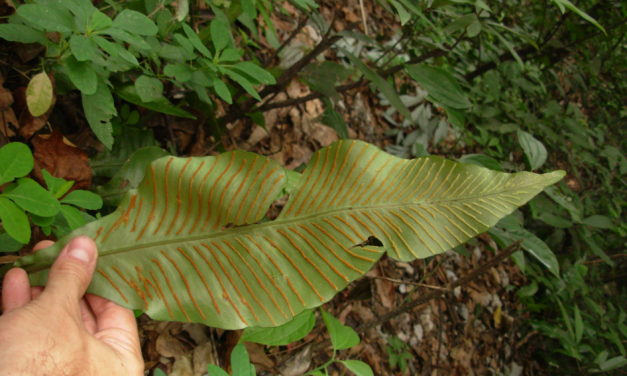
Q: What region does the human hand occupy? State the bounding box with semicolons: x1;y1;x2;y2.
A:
0;236;143;376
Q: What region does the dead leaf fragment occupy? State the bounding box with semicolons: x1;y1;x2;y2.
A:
32;130;92;189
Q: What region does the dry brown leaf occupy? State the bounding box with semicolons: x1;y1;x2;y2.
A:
244;342;274;371
31;130;92;189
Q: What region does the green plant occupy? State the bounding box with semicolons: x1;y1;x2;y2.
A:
386;336;412;373
8;140;563;329
0;142;102;250
0;0;276;148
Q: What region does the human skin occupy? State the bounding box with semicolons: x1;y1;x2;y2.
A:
0;236;143;375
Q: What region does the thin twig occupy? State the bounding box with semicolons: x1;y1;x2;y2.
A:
369;275;451;291
356;241;522;333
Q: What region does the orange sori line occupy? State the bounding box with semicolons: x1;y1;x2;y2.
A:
112;266;147;308
260;235;311;305
232;238;289;318
137;165;157;241
419;206;464;244
394;209;444;254
288;227;348;282
215;241;276;325
201;242;259;322
244;235;302;310
151;258;191;322
288;146;329;217
299;224;362;274
102;195;137;242
393;159;426;200
310;222;375;262
97;269;128;303
224;240;284;319
309;142;355;215
93;226;104;241
176;161;205;235
327;143;371;208
134;266;154;300
131;197;144;233
161;250;206;321
166;158;192;235
361;211;402;258
275;230;337;290
351;157;393;206
361;160;407;204
373;211;417;258
192;245;247;325
201;153;235;231
149;270;174;320
324;217;359;243
250;172;284;220
153;157;175;235
404;207;455;249
211;160;247;230
297;143;343;216
187;160;218;235
415;159;447;202
121;194;137;227
342;151;384;205
347;213;377;240
233;159;270;224
226;157;257;224
177;247;220;314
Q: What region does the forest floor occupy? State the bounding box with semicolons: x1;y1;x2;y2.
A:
0;0;548;375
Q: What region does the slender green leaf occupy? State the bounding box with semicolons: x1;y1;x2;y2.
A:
240;309;315;346
82;80;117;149
182;23;212;58
223;68;261;100
344;49;412;119
42;170;74;199
581;215;614;229
213;79;233;104
517;130;547;170
207;364;229;376
231;62;276;85
490;226;560;277
61;190;103;210
0;231;24;253
26;72;53;117
231;344;255;376
69;35;100;62
211;11;232;52
164;63;193;83
574;305;583;343
0;143;34;186
0;197;30;244
551;0;605;34
322;310;360;350
406;64;471;109
116;86;196;119
135;75;164;103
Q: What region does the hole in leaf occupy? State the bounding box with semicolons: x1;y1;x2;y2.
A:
352;236;383;248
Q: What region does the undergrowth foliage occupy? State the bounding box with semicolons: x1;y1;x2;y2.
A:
0;0;625;373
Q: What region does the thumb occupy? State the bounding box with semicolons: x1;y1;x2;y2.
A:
43;236;98;306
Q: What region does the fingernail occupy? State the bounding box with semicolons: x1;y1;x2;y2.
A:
68;248;91;263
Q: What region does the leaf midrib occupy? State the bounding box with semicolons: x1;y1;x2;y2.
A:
97;184;538;259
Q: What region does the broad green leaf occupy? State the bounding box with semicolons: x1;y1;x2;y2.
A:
16;3;74;33
0;231;24;253
116;86;196;119
322;310;360;350
89;10;113;31
153;368;168;376
207;364;229;376
93;36;139;66
320;98;349;139
517;130;547;170
3;178;60;217
103;28;152;50
112;9;158;36
0;142;34;185
135;75;164;103
223;68;261;100
42;170;74;199
82;79;117;149
0;197;30;244
341;360;374;376
69;35;100;62
60;204;88;231
458;154;503;171
15;141;563;329
231;344;255;376
343;49;412;119
61;190;103;210
0;24;46;44
240;309;315;346
581;215;614;229
406;64;471;109
66;57;98;95
164;63;193;83
26;72;53;117
175;0;189;22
